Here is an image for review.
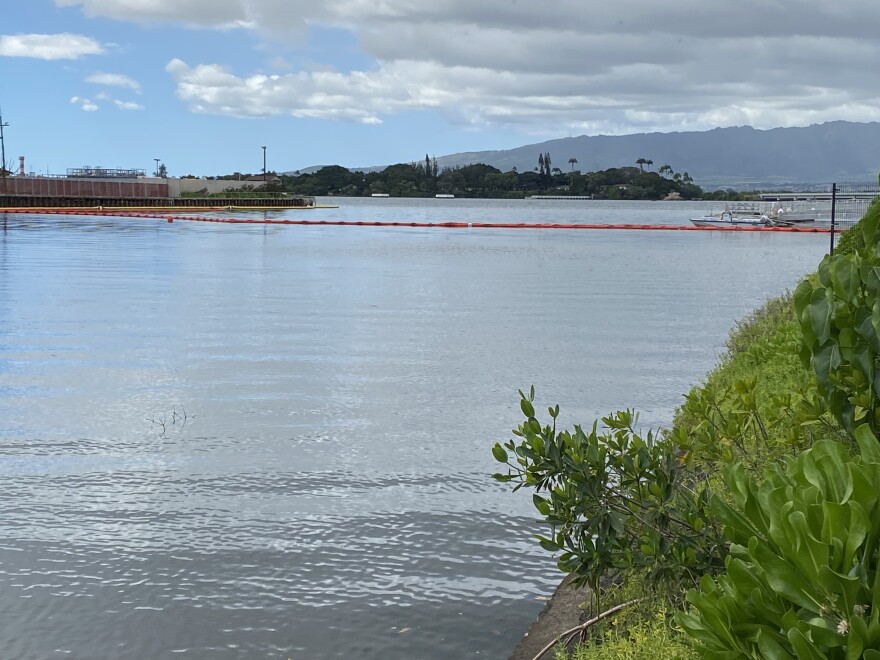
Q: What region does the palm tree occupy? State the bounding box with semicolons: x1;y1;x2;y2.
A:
568;157;578;173
636;158;647;172
659;164;673;178
646;159;653;171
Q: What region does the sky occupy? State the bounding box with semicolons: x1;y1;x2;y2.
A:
1;0;880;177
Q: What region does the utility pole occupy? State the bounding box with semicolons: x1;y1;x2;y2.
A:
830;182;838;255
262;146;267;184
154;158;160;177
0;106;9;179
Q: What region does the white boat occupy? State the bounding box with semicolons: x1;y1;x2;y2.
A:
690;209;772;227
435;193;455;199
766;205;817;224
690;202;819;228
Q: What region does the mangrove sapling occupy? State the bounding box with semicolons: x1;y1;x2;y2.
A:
492;388;725;601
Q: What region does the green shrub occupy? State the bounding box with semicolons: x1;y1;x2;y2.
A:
795;204;880;436
671;291;842;479
493;393;725;594
725;294;797;358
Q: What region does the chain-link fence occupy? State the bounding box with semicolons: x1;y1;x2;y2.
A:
831;183;880;253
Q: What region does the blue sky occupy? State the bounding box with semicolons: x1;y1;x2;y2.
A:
2;0;879;177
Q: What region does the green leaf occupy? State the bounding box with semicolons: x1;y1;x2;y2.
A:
532;494;551;516
817;258;833;288
871;299;880;354
817;565;861;615
787;629;826;660
847;615;867;660
757;629;796;660
831;257;860;302
752;540;822;613
855;424;880;465
809;288;832;346
787;510;828;577
492;443;509;463
855;307;880;352
812;344;841;390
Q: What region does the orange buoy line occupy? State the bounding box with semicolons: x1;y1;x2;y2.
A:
0;207;840;233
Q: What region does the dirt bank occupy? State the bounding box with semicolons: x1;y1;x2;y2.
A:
509;576;590;660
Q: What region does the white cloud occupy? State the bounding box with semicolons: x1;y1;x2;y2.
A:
113;99;144;110
86;72;142;91
0;33;104;60
55;0;282;29
70;96;100;111
62;1;880;133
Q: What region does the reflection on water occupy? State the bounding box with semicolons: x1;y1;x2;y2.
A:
0;200;827;657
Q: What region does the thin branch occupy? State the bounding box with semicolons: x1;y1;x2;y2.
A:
530;598;644;660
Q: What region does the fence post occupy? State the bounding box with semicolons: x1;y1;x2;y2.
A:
830;182;837;255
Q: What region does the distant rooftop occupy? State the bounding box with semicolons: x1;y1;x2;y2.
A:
67;166;147;179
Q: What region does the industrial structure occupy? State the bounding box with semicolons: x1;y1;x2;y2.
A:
0;161;314;208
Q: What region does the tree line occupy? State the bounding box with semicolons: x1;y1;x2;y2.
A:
217;154;749;201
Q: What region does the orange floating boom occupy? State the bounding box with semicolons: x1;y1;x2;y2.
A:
0;207;841;232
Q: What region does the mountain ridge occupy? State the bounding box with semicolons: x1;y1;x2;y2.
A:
308;122;880;189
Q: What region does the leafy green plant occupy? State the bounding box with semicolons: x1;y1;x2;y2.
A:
492;389;724;595
795;203;880;436
678;426;880;658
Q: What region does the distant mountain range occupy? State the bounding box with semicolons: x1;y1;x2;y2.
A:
427;122;880;189
290;122;880;189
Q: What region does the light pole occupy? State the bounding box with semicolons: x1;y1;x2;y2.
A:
0;106;9;179
154;158;160;177
262;146;267;185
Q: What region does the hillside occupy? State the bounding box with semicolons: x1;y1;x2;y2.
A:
427;122;880;189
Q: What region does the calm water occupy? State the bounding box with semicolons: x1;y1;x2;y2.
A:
0;199;828;658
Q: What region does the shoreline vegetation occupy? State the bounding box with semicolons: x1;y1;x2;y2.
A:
495;181;880;658
202;158;755;202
